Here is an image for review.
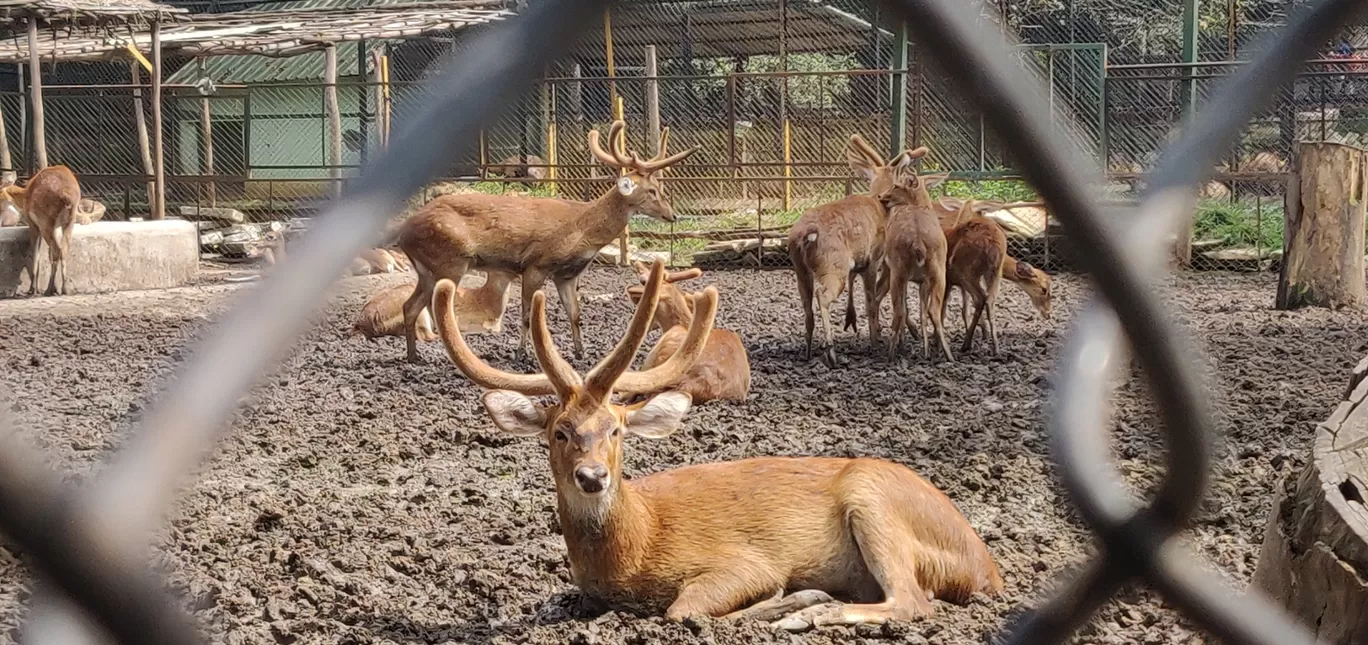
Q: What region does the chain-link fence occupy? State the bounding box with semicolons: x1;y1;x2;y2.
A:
0;0;1363;272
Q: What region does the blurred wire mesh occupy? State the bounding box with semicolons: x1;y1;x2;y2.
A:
0;0;1361;640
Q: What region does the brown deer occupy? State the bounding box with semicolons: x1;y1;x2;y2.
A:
0;165;81;296
1001;256;1052;320
397;120;697;363
624;261;750;403
874;175;953;362
942;201;1053;354
353;271;514;342
787;135;925;366
433;259;1002;631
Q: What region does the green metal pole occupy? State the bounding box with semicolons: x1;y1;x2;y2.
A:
1180;0;1199;120
890;20;909;158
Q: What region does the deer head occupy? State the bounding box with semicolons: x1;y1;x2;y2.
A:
589;121;700;223
847;134;930;197
877;170;951;213
434;259;717;503
1009;259;1053;319
626;261;704;331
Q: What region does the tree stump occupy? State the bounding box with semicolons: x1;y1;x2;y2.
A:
1276;142;1367;310
1251;354;1368;643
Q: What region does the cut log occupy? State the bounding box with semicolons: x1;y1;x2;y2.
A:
1277;142;1367;310
179;205;245;223
1251;356;1368;643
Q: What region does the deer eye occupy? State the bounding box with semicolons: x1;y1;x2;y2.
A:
555;430;570;442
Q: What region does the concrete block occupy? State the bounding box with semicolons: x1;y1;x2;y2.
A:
0;220;199;297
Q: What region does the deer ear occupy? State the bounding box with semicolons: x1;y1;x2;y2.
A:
617;176;638;196
483;390;546;437
846;148;877;180
1015;261;1036;279
922;173;949;189
625;391;692;439
626;285;645;303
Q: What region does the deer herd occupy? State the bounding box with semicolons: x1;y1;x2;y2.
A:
329;120;1057;631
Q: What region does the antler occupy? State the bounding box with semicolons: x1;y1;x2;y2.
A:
588;121;633;168
613;285;718;395
633;260;702;284
847;134;885;168
583;260;666;401
631;126;699;174
529;290;584;400
434;280;557;396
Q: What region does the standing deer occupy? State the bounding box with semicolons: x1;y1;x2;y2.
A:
432;259;1002;631
875;175;953;362
787;135;925;366
397;120;697;363
625;261;750;403
0;166;81;296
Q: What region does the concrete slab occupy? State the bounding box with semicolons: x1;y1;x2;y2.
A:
0;220;199;297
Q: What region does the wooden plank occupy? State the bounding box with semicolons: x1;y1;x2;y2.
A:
131;61;153;207
644;45;660;154
324;44;342;199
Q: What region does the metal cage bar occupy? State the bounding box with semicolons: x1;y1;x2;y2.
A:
0;0;1360;643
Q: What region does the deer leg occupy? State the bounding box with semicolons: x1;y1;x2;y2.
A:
961;281;987;354
796;267;816;360
58;217;73;295
984;274;1001;355
41;226;61;296
554;275;584;360
403;268;443;363
518;270;547;357
725;590;834;622
916;282;930;359
663;570;787;620
814;272;842;368
887;270;907;362
842;272;857;335
929;269;954;363
861;267;882;348
23;224;41;296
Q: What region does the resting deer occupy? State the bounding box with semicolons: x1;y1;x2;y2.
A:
398;120;697;363
0;165;81;296
433;259;1002;631
875;175;953;362
788;135;924;366
625;261;750;403
353;271;513;341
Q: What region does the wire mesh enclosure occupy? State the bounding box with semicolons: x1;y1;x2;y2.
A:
0;0;1364;643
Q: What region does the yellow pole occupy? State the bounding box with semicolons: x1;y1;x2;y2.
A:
783;119;792;211
547;120;558;195
380;55;391;148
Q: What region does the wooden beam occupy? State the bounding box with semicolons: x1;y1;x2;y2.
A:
198;57;215;207
131;61;153;208
324;43;342;199
0;72;12;183
644;45;660;154
152;20;165;220
26;18;45;169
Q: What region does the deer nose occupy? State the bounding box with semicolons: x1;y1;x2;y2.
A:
574;465;610;494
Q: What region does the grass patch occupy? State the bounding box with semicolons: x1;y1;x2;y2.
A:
1193;199;1284;250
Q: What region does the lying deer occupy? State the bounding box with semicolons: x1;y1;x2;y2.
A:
875;175;954;362
398;120;697;363
1;165;81;296
788;135;923;365
625;261;750;403
433;259;1002;631
352;272;514;341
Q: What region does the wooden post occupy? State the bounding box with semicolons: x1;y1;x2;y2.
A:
1251;355;1368;643
644;45;660;152
324;44;342;199
198;58;216;207
131;61;153;207
1276;142;1367;310
26;17;46;170
0;75;13;184
151;20;165;220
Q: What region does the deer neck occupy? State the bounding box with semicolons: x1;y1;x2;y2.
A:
906;187;935;210
556;478;653;587
1000;256;1026;283
580;189;637;247
5;186;28;209
654;291;694;331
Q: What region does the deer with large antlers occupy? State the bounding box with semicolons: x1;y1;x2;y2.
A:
787;135;924;366
396;121;697;363
625;261;750;403
433;259;1002;631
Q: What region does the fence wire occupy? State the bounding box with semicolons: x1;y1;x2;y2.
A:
0;0;1361;643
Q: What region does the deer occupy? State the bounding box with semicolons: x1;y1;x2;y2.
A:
397;120;697;363
873;173;954;362
432;258;1003;631
0;165;81;296
787;134;926;366
624;261;750;403
352;271;513;342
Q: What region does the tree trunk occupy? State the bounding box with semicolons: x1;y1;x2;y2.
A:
1251;354;1368;644
1276;142;1367;309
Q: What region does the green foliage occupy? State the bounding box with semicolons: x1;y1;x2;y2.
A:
1192;199;1284;250
469;181;558;198
933;178;1039;203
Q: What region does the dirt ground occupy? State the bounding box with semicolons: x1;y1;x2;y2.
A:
0;266;1362;645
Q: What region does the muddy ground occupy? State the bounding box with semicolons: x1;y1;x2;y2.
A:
0;266;1362;645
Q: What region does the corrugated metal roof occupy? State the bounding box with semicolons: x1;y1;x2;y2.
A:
166;40;368;83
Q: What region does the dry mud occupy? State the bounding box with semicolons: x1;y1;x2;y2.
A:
1;267;1362;645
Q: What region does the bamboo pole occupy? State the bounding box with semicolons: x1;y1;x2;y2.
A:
0;74;13;184
547;120;558;195
131;61;153;206
380;54;391;148
783;119;792;211
26;18;46;170
324;44;342;199
644;45;660;152
198;58;215;207
152;20;165;220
